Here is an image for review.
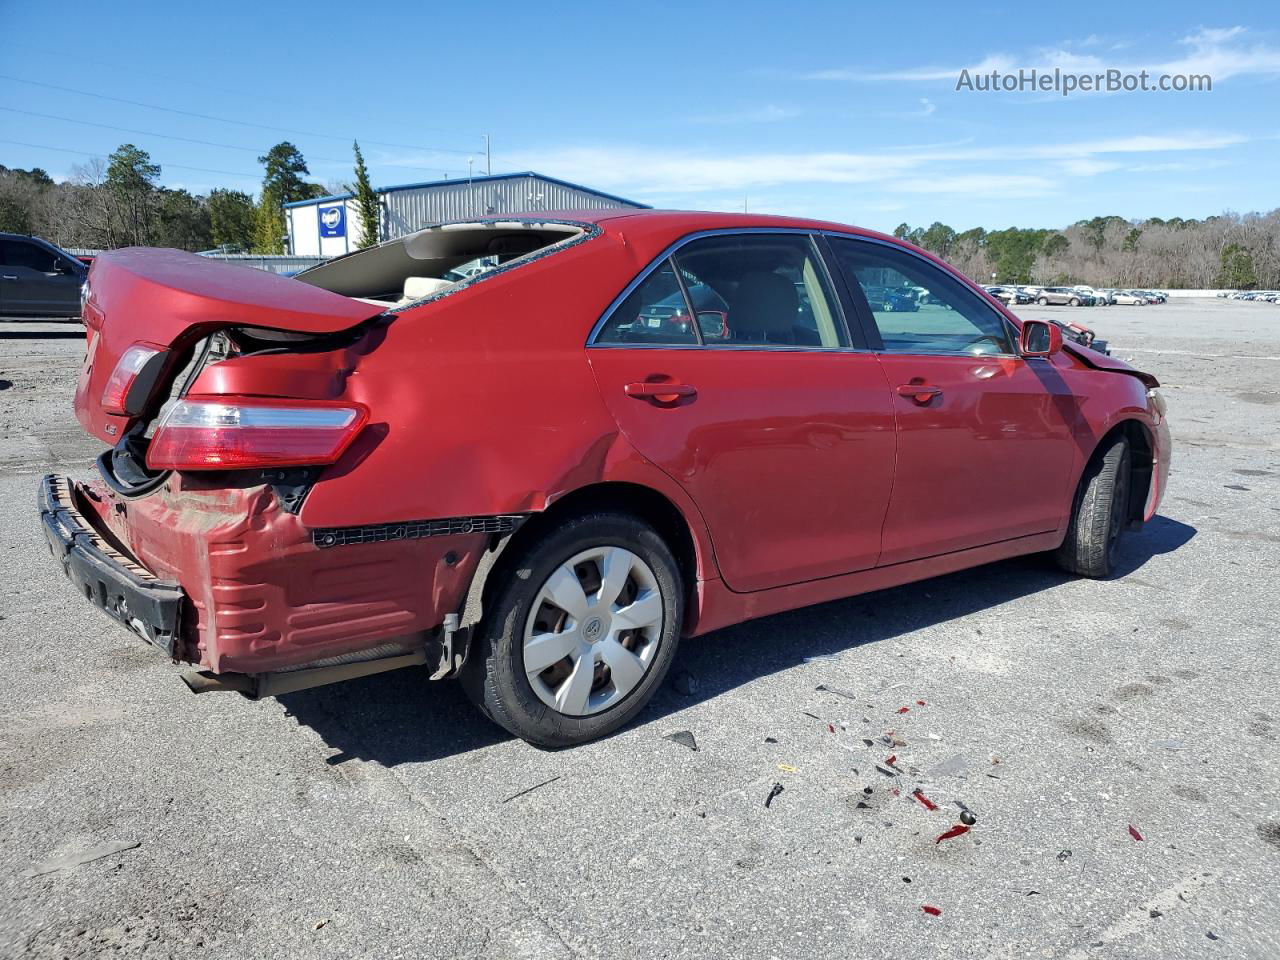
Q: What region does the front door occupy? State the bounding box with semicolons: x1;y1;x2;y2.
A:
827;236;1079;566
0;238;82;316
588;233;898;593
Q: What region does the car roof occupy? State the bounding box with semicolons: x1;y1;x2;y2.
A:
468;209;922;265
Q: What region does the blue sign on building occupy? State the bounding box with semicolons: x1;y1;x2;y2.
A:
318;204;346;238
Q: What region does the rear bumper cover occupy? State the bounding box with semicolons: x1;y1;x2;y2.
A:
49;471;495;675
39;474;184;657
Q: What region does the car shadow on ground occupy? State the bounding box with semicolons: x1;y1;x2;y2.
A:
279;514;1196;767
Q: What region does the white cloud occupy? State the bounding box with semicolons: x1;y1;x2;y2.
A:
890;174;1056;198
811;25;1280;87
494;130;1246;198
687;105;803;124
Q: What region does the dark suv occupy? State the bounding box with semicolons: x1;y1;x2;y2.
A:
0;233;87;318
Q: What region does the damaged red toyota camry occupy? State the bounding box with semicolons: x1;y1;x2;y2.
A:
39;211;1170;746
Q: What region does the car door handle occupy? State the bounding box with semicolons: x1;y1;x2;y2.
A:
1;274;17;281
625;381;697;403
896;383;943;404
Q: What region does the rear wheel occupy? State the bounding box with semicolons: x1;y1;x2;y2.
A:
1055;436;1131;578
461;512;683;747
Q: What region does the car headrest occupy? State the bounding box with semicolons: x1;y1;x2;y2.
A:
401;276;454;302
728;272;799;343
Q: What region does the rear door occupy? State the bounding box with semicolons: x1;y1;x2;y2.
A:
826;235;1078;566
0;238;82;316
587;231;898;593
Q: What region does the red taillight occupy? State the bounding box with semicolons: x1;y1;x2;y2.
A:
145;397;368;471
101;343;165;415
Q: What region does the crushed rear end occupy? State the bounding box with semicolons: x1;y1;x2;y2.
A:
41;245;520;692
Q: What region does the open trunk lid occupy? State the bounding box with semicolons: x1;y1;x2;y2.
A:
76;248;380;443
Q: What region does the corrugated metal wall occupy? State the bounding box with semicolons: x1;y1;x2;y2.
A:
380;175;638;240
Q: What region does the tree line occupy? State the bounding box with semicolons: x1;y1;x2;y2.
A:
0;140;382;255
2;144;1276;287
892;212;1278;290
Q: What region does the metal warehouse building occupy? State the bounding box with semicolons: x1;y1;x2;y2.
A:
284;171;647;257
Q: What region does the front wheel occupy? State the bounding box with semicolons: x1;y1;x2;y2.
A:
1069;298;1081;306
1038;297;1049;306
1054;436;1131;578
461;512;684;747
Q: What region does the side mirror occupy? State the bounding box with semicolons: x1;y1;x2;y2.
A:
1020;319;1062;357
696;310;728;339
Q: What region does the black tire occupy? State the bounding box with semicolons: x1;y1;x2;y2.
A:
460;511;683;748
1038;297;1049;306
1069;298;1081;306
1054;436;1131;578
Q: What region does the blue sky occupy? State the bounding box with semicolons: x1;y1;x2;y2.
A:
1;0;1277;232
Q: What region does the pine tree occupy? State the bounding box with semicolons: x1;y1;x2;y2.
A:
350;141;381;249
1218;243;1258;289
253;142;317;254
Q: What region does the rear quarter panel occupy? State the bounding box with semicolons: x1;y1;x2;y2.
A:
299;228;686;529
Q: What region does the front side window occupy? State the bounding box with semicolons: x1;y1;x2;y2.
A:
1;239;60;273
828;237;1013;356
672;234;846;348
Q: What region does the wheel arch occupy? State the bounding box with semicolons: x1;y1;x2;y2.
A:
1079;418;1154;530
455;481;708;660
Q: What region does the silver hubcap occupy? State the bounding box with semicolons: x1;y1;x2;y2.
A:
522;546;664;717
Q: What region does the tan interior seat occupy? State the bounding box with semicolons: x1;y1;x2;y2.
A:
400;276;454;304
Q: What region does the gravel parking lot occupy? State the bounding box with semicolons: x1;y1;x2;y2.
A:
1;299;1277;959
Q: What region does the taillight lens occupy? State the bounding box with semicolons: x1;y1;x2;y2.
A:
101;343;164;415
145;397;368;471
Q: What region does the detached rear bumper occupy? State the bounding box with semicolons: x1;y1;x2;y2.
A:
38;474;184;657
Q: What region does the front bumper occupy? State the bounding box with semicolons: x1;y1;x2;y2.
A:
38;474;184;657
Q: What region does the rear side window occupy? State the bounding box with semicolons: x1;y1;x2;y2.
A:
595;259;699;345
828;237;1013;356
674;234;845;348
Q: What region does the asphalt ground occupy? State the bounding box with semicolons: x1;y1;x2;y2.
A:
1;298;1277;959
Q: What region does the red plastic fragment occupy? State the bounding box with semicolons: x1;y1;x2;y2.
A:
1128;824;1144;842
828;723;835;734
897;706;910;714
913;789;938;811
891;787;901;796
887;754;897;766
935;824;971;844
916;700;927;706
922;905;942;916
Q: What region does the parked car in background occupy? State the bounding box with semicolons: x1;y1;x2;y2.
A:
40;211;1169;746
984;285;1033;305
1036;286;1086;306
865;285;920;312
1112;291;1148;305
0;233;87;318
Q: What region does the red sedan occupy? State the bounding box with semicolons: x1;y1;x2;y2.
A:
40;211;1171;746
